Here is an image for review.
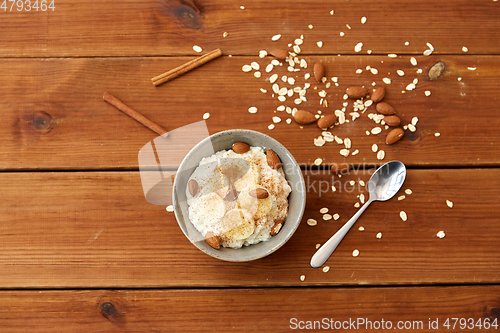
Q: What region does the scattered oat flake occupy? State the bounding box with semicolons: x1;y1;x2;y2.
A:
372;144;378;153
457;77;462;81
316;243;321;249
425;90;431;96
286;118;292;124
359;180;365;187
377;150;385;160
323;214;333;221
356;69;363;74
352;249;360;257
423;49;432;56
354;42;363;52
307;218;317;226
317;41;323;48
398;195;406;201
322;266;330;273
371;127;382;135
446;200;453;208
405;189;412;195
468;67;477;71
260;88;267;93
388;53;397;58
462;46;469;53
349;180;356;186
352;149;359;156
354;202;360;208
242;65;252;72
397;70;405;76
202;112;210;120
437;231;446;238
340;149;350;157
340;31;345;37
314;158;323;166
435;132;441;137
259;50;267;58
406;83;416;91
268;124;275;130
410;57;417;66
370;68;378;75
376;232;382;239
361;16;367;24
358;226;365;231
166;205;174;212
254;71;261;78
408;124;416;132
331;186;337;192
251;62;260;70
300;275;305;281
383;78;392;84
271;34;281;41
248;106;258;114
193;45;202;53
360;193;365;204
272;116;281;124
330;9;334;15
333;213;340;220
223;32;228;38
240;5;245;9
400;211;408;221
320;207;329;214
411;117;419;126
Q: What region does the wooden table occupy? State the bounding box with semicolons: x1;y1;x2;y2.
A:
1;0;499;331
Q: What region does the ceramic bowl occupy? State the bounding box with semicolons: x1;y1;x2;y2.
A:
172;129;306;262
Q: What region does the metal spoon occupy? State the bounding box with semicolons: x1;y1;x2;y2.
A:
310;161;406;268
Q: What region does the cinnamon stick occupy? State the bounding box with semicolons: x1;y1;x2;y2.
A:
103;92;167;137
151;48;222;87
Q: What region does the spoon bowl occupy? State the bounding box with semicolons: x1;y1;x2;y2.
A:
310;161;406;268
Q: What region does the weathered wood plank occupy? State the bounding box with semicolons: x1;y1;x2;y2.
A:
0;169;498;288
0;286;498;332
0;0;499;57
1;55;499;170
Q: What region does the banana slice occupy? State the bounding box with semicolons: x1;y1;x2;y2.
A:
188;192;226;228
219;157;259;192
220;209;255;240
237;185;273;220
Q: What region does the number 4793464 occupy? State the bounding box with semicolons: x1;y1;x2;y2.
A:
1;0;55;11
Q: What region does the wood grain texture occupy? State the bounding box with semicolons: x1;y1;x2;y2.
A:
0;0;499;57
0;287;498;332
0;168;498;288
1;55;499;170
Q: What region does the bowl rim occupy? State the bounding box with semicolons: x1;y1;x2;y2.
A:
172;128;306;262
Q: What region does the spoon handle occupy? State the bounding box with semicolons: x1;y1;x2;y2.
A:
310;199;373;268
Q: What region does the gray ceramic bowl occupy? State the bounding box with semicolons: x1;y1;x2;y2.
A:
172;129;306;262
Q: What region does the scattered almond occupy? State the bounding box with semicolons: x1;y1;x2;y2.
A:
376;102;396;115
293;110;317;124
205;231;221;249
386;128;404;144
188;179;199;196
269;49;288;60
317;115;336;129
270;220;284;235
371;86;385;103
346;86;368;99
313;62;325;82
266;149;282;169
249;188;269;199
383;115;401;127
232;142;250;154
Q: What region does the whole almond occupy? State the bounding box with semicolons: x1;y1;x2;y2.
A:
371;86;386;103
313;62;325;82
383;115;401;127
346;86;368;99
386;128;405;145
188;179;199;196
266;149;282;170
293;110;317;125
249;188;269;199
317;115;336;129
270;220;284;236
376;102;396;115
232;142;250;154
205;231;221;249
269;49;289;60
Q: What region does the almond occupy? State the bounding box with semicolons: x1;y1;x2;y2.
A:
188;179;199;196
376;102;396;115
266;149;282;170
270;220;284;236
371;86;385;103
317;115;336;129
346;86;368;99
205;231;221;249
249;188;269;199
269;49;288;60
293;110;317;125
313;62;325;82
386;128;404;144
232;142;250;154
383;115;401;127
